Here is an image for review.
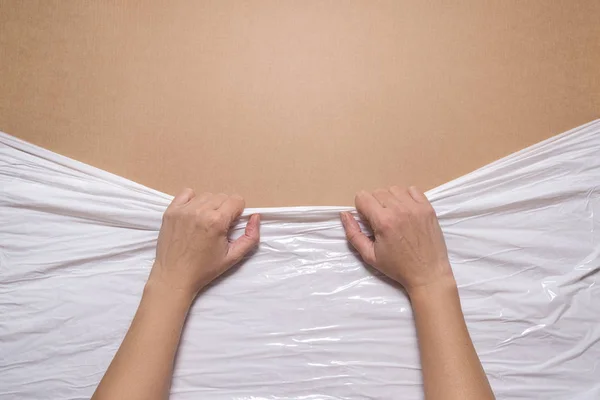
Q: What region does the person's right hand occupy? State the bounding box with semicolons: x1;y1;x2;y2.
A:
148;189;260;300
340;186;455;297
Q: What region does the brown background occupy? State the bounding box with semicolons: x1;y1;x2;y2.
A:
1;1;599;206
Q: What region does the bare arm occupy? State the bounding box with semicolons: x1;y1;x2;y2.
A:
410;279;492;399
92;189;260;400
340;186;494;400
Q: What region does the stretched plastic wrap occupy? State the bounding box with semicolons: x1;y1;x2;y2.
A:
1;120;600;399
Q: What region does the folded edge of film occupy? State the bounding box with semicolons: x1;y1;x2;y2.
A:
1;120;599;400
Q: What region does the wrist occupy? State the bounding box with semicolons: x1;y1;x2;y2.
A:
144;276;196;311
407;275;458;307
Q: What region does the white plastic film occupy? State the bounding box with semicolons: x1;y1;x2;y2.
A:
1;120;599;399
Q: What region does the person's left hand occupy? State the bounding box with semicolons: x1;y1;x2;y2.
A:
148;189;260;300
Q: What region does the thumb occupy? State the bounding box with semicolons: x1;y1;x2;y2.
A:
225;214;260;266
341;212;376;266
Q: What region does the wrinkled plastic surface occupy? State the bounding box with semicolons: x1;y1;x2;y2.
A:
1;120;600;399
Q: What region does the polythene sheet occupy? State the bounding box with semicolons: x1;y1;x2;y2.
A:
1;120;600;400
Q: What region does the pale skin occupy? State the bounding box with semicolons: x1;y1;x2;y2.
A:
340;186;495;400
92;186;495;400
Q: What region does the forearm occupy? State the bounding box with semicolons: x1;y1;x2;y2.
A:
410;277;494;400
92;280;193;400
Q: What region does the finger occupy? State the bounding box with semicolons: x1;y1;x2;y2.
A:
372;188;400;208
219;194;245;224
407;186;430;205
389;185;416;206
340;212;376;265
225;214;260;266
205;193;228;210
170;188;195;206
194;192;213;204
355;190;383;223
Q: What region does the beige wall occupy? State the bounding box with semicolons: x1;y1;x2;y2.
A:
1;1;599;206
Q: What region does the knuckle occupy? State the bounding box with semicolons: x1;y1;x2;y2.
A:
205;212;228;231
413;186;425;196
377;215;396;232
231;193;245;205
420;204;436;217
162;207;178;221
397;207;410;217
205;211;222;225
377;209;410;232
193;208;206;221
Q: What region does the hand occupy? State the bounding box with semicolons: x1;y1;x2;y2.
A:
340;186;454;296
148;189;260;299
